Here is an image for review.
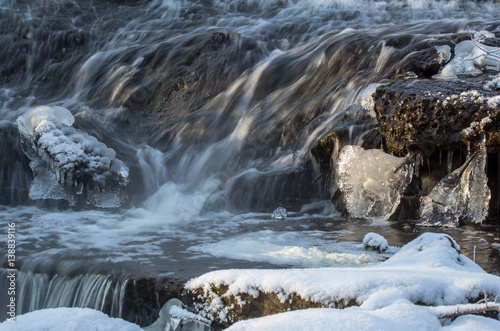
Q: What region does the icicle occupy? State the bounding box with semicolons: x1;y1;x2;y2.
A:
467;141;471;160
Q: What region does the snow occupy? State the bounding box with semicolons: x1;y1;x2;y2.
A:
188;229;388;268
363;232;388;252
226;300;500;331
0;307;142;331
1;234;500;330
187;233;500;327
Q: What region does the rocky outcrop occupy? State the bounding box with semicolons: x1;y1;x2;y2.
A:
312;32;500;225
374;78;500;156
373;77;500;224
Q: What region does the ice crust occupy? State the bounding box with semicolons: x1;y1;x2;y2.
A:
17;106;129;207
336;145;412;220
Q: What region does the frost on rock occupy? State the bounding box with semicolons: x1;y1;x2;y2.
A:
271;207;287;220
336;145;412;220
17;105;129;207
419;147;490;226
363;232;389;253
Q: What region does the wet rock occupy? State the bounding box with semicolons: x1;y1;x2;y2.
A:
122;276;188;327
374;77;500;156
392;39;454;78
373;76;500;224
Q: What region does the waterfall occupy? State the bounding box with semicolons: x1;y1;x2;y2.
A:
0;268;171;326
1;0;500;326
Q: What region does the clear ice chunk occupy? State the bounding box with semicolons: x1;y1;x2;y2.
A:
336;145;412;220
419;145;490;226
272;207;287;220
144;298;211;331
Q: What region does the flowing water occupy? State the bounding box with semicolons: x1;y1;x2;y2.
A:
1;0;500;326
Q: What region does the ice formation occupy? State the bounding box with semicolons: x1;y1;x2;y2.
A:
434;33;500;80
419;147;490;226
17;105;129;207
336;145;412;219
271;207;287;220
144;298;211;331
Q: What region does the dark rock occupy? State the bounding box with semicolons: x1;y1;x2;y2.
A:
373;77;500;156
121;276;187;327
392;39;454;78
373;77;500;224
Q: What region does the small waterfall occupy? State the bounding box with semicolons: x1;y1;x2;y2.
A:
0;268;172;326
0;121;32;205
0;269;124;319
136;146;168;196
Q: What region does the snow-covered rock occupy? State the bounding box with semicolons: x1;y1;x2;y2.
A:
363;232;389;253
186;233;500;327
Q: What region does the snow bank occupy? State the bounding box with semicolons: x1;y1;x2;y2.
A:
186;233;500;326
0;307;141;331
17;105;129;207
226;300;500;331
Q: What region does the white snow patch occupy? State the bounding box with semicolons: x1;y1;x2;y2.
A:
0;308;141;331
363;232;389;252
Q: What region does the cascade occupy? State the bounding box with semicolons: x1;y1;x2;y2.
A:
1;0;500;326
